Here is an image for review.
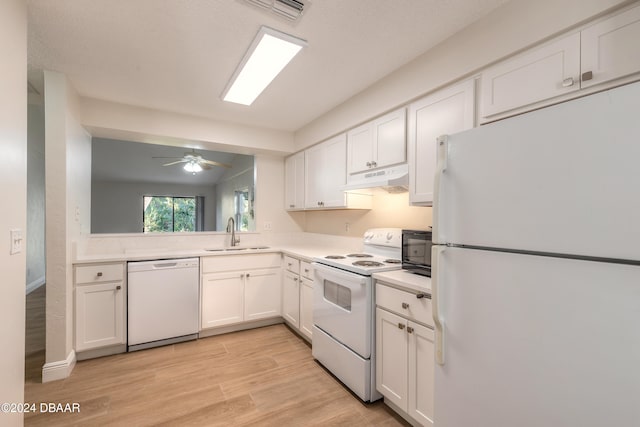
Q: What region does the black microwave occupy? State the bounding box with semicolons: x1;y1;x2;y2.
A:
402;229;432;276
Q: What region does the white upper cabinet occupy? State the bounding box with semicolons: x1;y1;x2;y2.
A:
347;108;406;175
285;151;305;211
305;133;372;209
480;32;581;121
408;79;475;206
480;3;640;123
581;4;640;89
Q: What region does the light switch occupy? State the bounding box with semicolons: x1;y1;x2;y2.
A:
10;228;23;255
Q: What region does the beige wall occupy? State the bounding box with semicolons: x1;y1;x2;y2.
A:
304;192;431;237
294;0;630;150
0;0;27;424
44;71;92;377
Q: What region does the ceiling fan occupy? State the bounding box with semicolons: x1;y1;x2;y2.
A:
153;149;232;174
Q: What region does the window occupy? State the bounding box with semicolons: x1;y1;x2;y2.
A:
234;189;250;231
143;196;197;233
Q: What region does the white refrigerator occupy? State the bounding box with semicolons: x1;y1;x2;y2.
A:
431;81;640;427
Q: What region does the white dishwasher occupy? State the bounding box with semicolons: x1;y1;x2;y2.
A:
127;258;199;352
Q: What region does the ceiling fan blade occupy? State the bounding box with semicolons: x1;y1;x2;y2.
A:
200;159;232;168
152;156;183;159
163;160;188;166
200;163;212;170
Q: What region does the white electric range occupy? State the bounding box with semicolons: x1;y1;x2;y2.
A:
312;228;403;402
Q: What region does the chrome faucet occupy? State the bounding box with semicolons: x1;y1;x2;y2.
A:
226;217;240;247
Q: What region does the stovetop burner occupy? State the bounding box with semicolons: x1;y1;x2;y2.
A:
384;259;402;264
325;255;346;259
353;260;385;267
347;253;373;258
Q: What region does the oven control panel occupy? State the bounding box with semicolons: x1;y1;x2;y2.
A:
363;228;402;247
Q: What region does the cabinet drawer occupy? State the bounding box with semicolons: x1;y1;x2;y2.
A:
202;253;281;273
75;263;124;284
376;282;433;327
300;261;313;280
283;255;300;275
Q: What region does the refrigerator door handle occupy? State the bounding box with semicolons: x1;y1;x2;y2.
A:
432;245;445;365
433;135;448;244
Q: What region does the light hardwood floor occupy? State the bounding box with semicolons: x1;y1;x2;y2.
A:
24;314;408;426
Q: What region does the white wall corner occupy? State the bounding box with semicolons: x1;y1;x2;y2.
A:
42;349;76;383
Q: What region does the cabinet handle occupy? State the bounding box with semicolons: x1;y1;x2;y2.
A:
561;77;575;87
241;274;245;278
366;161;372;167
371;160;377;167
304;269;309;274
398;323;405;330
582;71;593;82
246;273;250;278
402;302;409;309
416;293;431;299
289;204;295;208
407;326;414;334
97;272;103;277
116;285;121;290
294;277;298;282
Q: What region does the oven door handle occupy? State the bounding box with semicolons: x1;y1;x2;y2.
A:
311;262;369;287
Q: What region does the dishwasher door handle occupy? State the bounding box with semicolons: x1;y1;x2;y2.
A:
153;262;178;269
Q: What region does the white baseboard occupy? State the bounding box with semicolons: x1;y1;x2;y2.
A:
26;276;45;294
42;350;76;383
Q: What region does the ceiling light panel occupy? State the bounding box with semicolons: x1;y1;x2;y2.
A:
222;26;307;106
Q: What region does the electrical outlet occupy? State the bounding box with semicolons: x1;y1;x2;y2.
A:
345;222;350;232
264;221;273;231
10;229;23;255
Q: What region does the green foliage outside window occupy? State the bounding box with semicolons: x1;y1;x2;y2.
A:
143;196;195;232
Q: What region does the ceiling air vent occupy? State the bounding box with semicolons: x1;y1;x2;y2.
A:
244;0;310;22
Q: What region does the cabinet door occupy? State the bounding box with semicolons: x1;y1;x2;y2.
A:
282;271;300;327
581;4;640;89
408;79;475;206
347;122;374;175
201;272;244;329
480;32;580;120
285;152;305;210
75;282;125;351
244;268;282;321
376;307;408;411
408;321;435;426
299;277;314;340
373;108;406;169
321;133;348;208
304;143;325;208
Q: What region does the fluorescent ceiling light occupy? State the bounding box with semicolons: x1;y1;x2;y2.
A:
222;26;307;106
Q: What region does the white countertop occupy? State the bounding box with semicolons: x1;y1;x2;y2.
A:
73;243;352;265
373;269;431;294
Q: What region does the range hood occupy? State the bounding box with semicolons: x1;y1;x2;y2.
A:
341;163;409;193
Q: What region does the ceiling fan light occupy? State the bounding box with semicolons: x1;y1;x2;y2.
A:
184;162;202;174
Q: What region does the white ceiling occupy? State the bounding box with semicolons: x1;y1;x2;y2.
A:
92;138;244;185
27;0;509;132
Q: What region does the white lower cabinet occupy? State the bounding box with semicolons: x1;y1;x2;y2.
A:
282;270;300;328
201;254;281;330
74;263;126;352
201;272;245;328
376;282;434;426
282;255;314;341
299;276;314;340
